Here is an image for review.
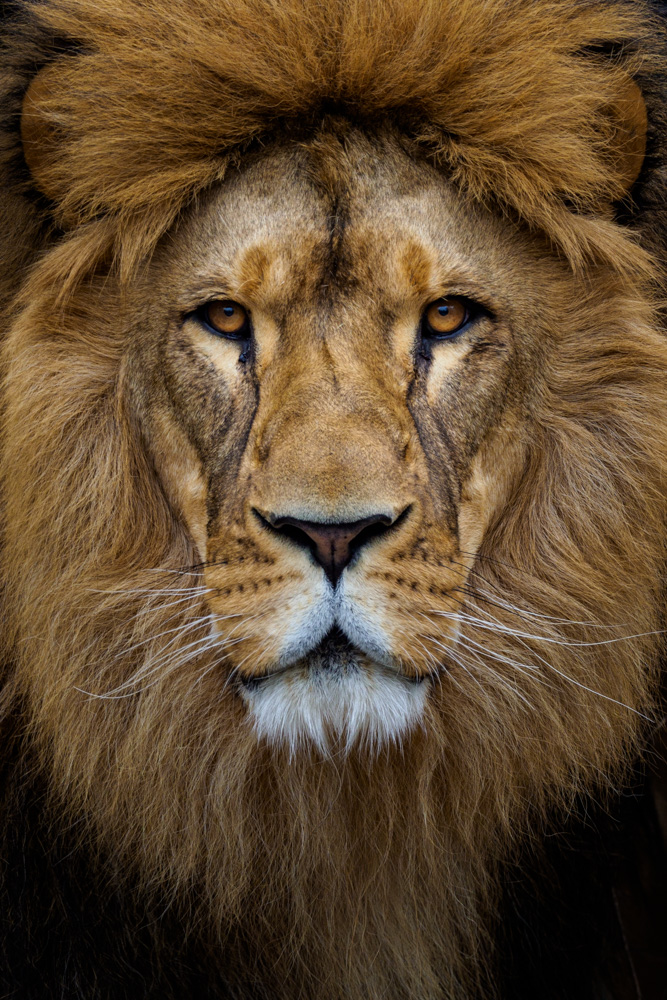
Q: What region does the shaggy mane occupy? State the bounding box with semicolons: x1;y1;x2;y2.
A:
0;0;665;297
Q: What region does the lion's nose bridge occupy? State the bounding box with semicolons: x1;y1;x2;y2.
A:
251;372;409;519
257;414;404;517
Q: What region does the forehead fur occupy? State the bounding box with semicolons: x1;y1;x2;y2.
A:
3;0;664;289
159;128;535;325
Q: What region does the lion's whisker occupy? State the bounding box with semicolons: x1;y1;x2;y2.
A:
453;641;538;711
447;559;629;629
114;612;246;660
89;585;210;597
418;631;499;706
451;634;546;706
121;596;211;632
409;635;442;675
450;610;656;722
446;557;609;629
145;567;206;578
126;591;211;612
186;661;221;695
430;607;665;649
79;630;251;699
113;615;215;660
105;610;267;693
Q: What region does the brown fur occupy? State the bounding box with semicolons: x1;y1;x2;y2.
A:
2;2;667;998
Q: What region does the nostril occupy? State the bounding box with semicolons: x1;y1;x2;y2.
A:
348;516;394;555
255;508;409;585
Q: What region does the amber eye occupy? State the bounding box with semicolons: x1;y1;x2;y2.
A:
198;300;250;339
422;297;469;339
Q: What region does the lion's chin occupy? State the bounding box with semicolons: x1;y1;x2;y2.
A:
238;628;429;754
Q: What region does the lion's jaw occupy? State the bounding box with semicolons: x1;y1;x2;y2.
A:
134;130;524;751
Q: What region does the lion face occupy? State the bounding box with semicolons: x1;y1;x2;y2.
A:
130;129;533;751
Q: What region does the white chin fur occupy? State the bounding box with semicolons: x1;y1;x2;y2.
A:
239;663;428;755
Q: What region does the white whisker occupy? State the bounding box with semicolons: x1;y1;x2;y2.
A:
448;604;656;722
79;610;265;697
430;606;664;649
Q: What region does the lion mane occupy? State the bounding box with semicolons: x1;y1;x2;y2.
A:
1;1;667;998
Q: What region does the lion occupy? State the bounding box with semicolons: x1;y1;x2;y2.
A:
1;0;667;997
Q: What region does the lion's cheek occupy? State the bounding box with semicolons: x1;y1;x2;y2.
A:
143;407;208;558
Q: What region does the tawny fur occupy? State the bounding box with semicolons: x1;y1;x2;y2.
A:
1;2;667;999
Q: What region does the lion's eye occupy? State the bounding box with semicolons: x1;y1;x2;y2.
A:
197;300;250;340
422;297;470;339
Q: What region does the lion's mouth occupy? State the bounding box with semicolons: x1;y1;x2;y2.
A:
237;626;426;690
237;625;430;751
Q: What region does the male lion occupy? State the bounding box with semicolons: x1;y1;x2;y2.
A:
1;0;667;997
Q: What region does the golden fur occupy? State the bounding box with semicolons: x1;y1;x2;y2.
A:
1;1;667;997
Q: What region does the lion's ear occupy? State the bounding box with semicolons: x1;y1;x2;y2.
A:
21;64;67;209
609;75;648;197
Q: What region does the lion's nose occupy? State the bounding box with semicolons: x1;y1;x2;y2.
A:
266;512;397;585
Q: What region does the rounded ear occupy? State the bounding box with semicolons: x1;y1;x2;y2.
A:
609;75;648;197
20;64;64;206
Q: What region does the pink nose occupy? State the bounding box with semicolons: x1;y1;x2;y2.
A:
269;513;394;584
